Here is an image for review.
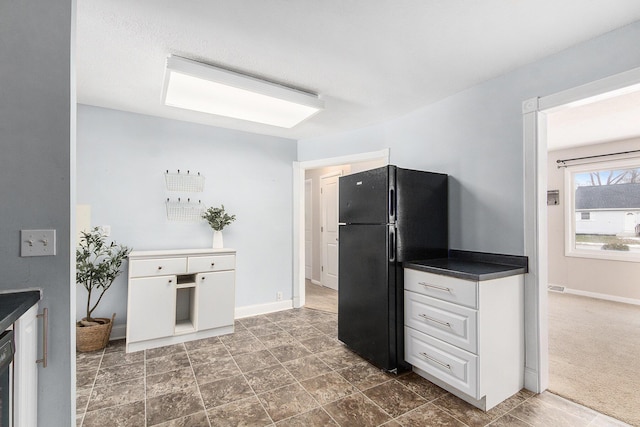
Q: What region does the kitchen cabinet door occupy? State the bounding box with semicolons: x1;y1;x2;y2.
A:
196;271;235;331
127;276;176;342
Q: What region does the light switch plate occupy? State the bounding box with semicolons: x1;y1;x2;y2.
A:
21;229;56;257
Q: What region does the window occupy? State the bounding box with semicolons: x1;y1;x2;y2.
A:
564;158;640;262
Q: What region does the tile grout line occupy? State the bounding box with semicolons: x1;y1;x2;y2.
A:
184;342;213;427
143;348;147;427
78;348;106;427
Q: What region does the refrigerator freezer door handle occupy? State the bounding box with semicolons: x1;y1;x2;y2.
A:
389;226;396;262
389;188;395;218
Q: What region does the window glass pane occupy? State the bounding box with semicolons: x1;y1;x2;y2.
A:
573;167;640;253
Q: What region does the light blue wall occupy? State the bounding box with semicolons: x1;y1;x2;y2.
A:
0;0;74;425
77;105;297;326
298;21;640;255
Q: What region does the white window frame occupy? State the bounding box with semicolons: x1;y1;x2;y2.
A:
564;157;640;263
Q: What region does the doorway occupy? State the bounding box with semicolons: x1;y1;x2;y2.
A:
523;66;640;422
292;149;390;309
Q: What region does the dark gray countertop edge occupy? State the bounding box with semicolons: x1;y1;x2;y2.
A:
0;290;42;331
404;250;528;281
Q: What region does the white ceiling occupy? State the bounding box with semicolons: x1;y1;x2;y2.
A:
76;1;640;141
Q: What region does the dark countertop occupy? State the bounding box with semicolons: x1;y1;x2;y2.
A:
0;290;41;331
404;250;528;281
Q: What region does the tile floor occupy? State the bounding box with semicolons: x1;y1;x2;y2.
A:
76;308;630;426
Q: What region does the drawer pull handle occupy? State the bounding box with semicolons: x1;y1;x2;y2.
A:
419;352;451;370
418;313;451;328
418;282;450;292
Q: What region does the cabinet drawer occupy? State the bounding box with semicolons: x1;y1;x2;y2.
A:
405;327;478;398
188;255;235;273
404;268;477;308
405;291;477;353
129;257;187;277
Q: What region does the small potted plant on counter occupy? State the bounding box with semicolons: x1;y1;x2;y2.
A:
76;227;131;352
202;204;236;248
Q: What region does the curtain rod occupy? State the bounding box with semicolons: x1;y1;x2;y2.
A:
556;149;640;168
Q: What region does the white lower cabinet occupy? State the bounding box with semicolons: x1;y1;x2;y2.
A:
126;249;236;353
404;268;524;411
13;304;39;427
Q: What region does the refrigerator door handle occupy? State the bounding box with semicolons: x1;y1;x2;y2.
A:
389;226;396;262
389;188;395;218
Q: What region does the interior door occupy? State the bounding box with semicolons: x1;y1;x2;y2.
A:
321;173;340;290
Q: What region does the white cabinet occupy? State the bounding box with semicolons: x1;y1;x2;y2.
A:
126;249;236;353
404;268;524;411
13;303;39;427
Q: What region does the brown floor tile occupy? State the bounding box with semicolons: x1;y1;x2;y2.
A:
491;388;535;414
363;379;426;418
233;349;279;373
487;413;533;426
146;387;205;426
207;396;272;427
269;343;312;363
86;378;145;412
153;411;210;426
275;407;338;426
313;320;338;335
146;351;192;376
258;383;318;422
82;400;146;427
186;344;229;365
534;392;599;423
396;371;447;401
257;330;297;348
183;336;222;351
319;346;363;370
94;361;145;386
76;367;99;389
103;339;127;354
323;392;391;427
76;351;103;370
198;374;254;409
192;357;242;386
224;336;267;356
146;367;197;399
239;315;273;328
76;387;91;415
146;343;186;360
338;361;391;391
247;323;283;337
282;355;331;381
219;329;253;343
432;393;498;427
287;325;324;340
299;335;342;353
395;402;466;427
244;365;297;394
300;371;357;405
100;350;144;368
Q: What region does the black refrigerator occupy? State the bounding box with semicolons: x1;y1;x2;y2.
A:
338;165;448;372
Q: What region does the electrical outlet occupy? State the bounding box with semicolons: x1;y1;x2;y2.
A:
276;291;283;301
21;229;56;257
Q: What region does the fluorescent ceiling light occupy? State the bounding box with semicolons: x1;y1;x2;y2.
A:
162;55;323;128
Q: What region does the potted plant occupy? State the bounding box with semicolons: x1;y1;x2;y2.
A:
202;204;236;248
76;227;131;352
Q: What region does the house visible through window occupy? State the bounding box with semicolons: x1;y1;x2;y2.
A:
565;158;640;262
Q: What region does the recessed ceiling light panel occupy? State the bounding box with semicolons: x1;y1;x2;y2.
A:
162;55;323;128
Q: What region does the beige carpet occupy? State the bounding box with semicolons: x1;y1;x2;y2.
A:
548;291;640;426
305;279;338;313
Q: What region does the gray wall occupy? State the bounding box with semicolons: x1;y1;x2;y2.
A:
76;105;297;326
298;21;640;256
0;0;74;425
547;138;640;300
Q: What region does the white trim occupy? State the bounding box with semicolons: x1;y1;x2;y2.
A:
562;288;640;306
109;324;127;340
234;299;294;319
310;279;321;286
293;148;390;309
523;65;640;395
320;171;342;290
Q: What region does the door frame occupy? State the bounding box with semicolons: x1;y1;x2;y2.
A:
293;149;390;308
522;66;640;392
320;171;342;290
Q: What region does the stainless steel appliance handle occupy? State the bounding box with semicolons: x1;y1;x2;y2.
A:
388;226;395;262
418;313;451;328
36;307;48;368
419;352;451;370
418;282;451;293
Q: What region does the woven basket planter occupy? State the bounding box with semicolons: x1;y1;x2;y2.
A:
76;314;115;352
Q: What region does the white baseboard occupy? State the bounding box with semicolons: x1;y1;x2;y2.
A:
311;279;321;286
524;367;541;393
549;283;640;306
235;299;294;319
